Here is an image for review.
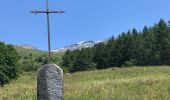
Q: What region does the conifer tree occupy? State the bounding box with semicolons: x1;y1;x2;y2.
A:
155;19;170;64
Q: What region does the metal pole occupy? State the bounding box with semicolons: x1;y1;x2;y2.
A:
47;13;51;62
46;0;49;11
46;0;51;61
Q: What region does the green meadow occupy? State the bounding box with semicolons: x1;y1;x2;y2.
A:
1;66;170;100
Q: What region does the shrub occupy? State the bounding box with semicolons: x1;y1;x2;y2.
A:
0;42;20;86
122;59;136;67
21;61;42;71
0;70;9;86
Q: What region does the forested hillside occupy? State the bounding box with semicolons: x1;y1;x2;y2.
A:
62;19;170;72
15;46;63;72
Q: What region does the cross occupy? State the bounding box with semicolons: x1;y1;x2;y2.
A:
31;0;65;62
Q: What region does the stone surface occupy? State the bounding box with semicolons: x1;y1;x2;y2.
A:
37;64;63;100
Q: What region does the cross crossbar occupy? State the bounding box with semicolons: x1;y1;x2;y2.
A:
31;10;65;14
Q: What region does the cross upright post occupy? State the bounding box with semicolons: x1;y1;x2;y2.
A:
31;0;65;62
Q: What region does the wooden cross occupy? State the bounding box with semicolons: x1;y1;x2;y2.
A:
31;0;65;62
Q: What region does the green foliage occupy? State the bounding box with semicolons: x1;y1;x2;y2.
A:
15;45;63;72
0;42;20;86
93;43;108;68
0;70;9;86
154;19;170;65
21;61;41;71
62;48;96;72
73;48;95;72
122;59;136;67
62;19;170;72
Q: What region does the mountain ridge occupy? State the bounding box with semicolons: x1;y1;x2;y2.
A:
52;40;107;53
13;39;108;53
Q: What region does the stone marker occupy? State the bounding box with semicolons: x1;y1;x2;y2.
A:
37;64;63;100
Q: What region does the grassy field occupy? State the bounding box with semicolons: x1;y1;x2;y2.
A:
1;66;170;100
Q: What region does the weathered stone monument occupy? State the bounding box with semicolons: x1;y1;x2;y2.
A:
37;64;63;100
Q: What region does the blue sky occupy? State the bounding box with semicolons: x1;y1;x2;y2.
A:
0;0;170;50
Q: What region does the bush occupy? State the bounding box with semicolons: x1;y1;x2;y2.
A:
61;66;70;73
0;42;20;86
21;61;42;72
0;71;9;86
122;59;136;67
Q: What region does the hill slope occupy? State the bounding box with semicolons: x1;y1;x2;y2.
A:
14;46;64;71
1;66;170;100
14;46;47;58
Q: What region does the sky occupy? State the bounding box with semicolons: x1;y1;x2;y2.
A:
0;0;170;51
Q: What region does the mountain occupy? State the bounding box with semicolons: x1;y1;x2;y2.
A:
52;40;107;53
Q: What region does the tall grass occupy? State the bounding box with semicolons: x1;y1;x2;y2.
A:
0;72;36;100
1;66;170;100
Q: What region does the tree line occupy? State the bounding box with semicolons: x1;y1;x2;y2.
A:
62;19;170;72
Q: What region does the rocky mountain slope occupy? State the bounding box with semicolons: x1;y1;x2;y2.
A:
52;40;107;53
